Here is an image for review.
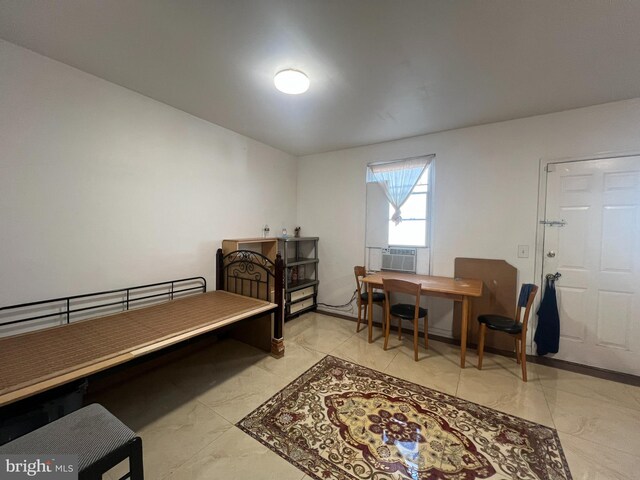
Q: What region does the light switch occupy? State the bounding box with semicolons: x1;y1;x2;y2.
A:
518;245;529;258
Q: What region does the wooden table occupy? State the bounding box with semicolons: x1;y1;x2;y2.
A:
362;272;483;368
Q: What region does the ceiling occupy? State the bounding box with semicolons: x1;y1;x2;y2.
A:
1;1;640;156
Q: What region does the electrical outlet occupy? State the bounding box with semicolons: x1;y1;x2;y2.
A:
518;245;529;258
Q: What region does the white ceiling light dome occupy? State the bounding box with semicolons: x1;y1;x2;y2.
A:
274;69;310;94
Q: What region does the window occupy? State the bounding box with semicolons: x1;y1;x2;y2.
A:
365;154;434;253
388;166;430;246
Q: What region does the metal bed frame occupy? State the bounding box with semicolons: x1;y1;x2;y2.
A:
1;250;285;339
0;277;206;444
0;248;286;345
215;248;285;352
0;277;207;331
1;251;285;443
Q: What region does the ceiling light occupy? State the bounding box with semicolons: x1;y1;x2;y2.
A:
274;69;310;94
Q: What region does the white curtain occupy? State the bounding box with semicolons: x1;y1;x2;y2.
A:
366;155;434;225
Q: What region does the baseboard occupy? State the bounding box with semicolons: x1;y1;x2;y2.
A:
527;355;640;387
316;309;357;322
316;309;640;387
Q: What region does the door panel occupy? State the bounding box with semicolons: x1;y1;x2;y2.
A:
603;170;639;192
601;205;635;270
596;290;631;349
556;286;587;342
557;206;589;268
542;156;640;375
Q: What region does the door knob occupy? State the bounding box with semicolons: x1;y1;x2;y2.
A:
546;251;556;258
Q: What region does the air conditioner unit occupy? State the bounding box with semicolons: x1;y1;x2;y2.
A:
381;247;417;273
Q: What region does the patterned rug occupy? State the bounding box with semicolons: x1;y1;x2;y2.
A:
238;355;572;480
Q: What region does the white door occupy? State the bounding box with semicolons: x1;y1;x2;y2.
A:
542;156;640;375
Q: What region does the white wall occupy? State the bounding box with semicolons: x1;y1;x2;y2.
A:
4;36;640;345
297;98;640;339
0;40;297;307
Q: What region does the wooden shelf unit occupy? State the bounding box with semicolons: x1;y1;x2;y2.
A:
221;238;278;261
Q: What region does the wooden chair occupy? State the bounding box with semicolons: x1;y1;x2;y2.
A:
354;266;385;332
382;278;428;361
477;283;538;381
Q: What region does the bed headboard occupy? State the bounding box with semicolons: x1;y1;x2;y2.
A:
215;248;284;340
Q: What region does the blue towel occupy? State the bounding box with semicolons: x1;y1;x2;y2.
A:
518;283;536;307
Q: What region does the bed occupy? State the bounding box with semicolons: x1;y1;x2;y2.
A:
0;249;285;408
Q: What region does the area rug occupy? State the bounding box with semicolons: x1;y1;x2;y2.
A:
237;355;572;480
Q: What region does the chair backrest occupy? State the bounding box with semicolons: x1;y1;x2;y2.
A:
515;283;538;333
354;266;366;297
382;278;422;319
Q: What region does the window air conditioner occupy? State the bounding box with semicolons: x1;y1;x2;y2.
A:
381;248;417;273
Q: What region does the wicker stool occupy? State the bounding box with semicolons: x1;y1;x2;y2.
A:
0;403;143;480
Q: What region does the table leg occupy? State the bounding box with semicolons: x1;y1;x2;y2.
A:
460;296;469;368
368;283;374;343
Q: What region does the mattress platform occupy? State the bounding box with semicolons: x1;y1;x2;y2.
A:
0;290;276;407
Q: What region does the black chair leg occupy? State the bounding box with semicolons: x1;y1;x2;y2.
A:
424;313;428;349
129;437;144;480
477;324;486;370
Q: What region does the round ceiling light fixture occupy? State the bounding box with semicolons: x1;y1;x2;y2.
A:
274;69;310;94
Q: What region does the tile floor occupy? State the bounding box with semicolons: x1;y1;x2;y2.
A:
91;312;640;480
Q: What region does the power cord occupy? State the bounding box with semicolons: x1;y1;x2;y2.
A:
317;289;358;309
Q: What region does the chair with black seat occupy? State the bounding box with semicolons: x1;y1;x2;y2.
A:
477;283;538;382
354;266;385;333
382;278;428;361
0;403;144;479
